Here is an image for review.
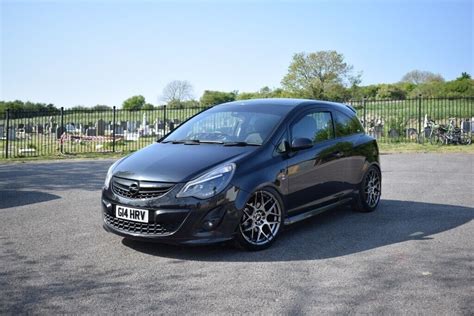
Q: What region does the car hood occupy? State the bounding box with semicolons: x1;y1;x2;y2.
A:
113;142;257;183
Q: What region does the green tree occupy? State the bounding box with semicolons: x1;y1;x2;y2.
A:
323;83;351;101
458;72;471;80
142;103;154;110
281;50;359;99
443;74;474;97
0;100;59;115
70;105;89;111
92;104;111;110
408;81;446;98
376;84;407;99
200;90;236;107
122;95;145;110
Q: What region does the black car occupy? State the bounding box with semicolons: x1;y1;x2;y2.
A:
102;98;381;250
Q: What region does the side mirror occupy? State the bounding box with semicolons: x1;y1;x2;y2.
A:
291;138;313;151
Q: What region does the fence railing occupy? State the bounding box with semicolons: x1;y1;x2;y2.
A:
0;97;473;159
349;97;473;142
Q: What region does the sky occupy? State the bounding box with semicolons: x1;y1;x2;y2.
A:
1;0;472;107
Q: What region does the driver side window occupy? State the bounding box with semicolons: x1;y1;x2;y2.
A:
291;111;334;144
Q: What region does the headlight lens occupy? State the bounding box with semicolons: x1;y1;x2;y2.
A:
104;158;122;189
176;163;235;199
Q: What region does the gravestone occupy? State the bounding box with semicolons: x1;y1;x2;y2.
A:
388;128;399;138
7;128;16;140
169;122;175;131
374;126;383;139
114;126;124;135
36;124;44;134
24;124;33;134
120;121;127;130
86;128;96;136
66;123;76;133
124;131;139;141
18;123;25;129
96;119;106;136
126;121;136;132
406;128;418;140
56;126;66;139
157;120;164;130
461;119;471;133
0;125;4;138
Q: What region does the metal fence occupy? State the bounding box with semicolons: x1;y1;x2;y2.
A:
349;97;473;142
0;106;208;159
0;97;473;159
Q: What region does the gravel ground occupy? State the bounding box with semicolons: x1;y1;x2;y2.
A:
0;153;473;314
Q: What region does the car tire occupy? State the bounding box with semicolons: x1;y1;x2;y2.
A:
352;165;381;213
234;187;284;251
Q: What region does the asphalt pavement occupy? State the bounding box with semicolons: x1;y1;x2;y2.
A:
0;154;473;314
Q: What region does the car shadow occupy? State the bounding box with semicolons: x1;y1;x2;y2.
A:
122;199;473;262
0;190;61;209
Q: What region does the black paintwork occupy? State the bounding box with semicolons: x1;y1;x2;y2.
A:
101;98;380;244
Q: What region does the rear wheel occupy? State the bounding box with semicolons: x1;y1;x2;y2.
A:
352;165;381;213
235;188;283;251
430;132;443;145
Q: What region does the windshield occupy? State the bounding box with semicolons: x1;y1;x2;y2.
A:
162;108;283;145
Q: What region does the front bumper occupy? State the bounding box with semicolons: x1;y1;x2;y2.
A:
101;184;244;245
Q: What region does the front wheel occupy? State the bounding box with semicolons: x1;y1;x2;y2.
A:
235;188;284;251
352;165;382;213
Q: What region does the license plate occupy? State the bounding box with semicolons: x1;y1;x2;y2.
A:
116;205;149;223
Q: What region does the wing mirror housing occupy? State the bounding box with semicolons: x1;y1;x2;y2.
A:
291;138;313;151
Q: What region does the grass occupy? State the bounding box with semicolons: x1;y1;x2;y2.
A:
378;142;474;154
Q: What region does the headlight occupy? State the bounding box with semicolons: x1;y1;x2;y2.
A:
176;163;235;199
104;158;123;189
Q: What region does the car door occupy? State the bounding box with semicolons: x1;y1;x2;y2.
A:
285;107;348;215
332;109;366;189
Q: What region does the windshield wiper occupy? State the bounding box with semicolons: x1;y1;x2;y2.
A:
223;141;260;147
163;139;224;145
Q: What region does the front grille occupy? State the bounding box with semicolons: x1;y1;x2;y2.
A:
112;176;174;199
104;213;170;235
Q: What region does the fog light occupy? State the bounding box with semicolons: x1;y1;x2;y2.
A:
102;199;112;211
200;207;226;231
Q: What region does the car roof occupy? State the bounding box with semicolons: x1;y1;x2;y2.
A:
214;98;356;116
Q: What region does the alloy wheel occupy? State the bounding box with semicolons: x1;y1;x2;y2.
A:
239;190;282;246
364;169;381;208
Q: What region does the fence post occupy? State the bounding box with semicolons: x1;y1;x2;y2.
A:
5;109;10;159
112;106;116;153
417;94;422;143
163;105;167;136
363;97;367;131
60;107;64;153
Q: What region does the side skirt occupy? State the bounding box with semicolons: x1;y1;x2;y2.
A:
284;197;353;225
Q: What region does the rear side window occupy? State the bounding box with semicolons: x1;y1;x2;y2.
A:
291;111;334;143
334;111;364;137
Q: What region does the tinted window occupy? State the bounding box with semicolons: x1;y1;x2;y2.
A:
334;111;363;137
291;111;334;143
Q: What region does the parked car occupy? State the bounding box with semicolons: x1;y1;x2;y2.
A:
101;98;381;250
